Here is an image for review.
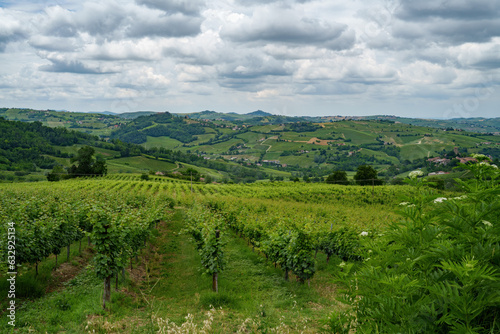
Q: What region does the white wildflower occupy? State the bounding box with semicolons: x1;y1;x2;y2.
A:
408;170;424;179
482;220;493;227
453;195;467;200
434;197;448;203
491;164;498;169
339;262;346;268
399;202;410;206
360;231;369;236
479;161;491;166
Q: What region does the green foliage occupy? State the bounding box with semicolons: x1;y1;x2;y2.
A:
338;160;500;333
186;204;226;276
320;227;363;262
354;164;382;185
47;165;66;181
325;170;348;185
69;146;107;177
199;292;237;308
287;230;315;282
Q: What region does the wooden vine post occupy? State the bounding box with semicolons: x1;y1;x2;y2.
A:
102;223;112;308
212;229;220;293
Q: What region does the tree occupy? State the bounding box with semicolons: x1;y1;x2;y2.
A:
326;170;348;185
47;165;65;181
68;146;107;177
354;165;382;185
184;168;200;181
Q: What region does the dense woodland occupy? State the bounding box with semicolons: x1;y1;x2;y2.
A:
0;117;96;171
110;112;205;144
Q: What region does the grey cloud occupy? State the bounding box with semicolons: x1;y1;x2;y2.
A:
0;32;25;52
385;1;500;47
38;2;202;41
222;13;354;50
135;0;204;16
392;19;500;46
28;36;78;52
0;12;28;51
297;82;366;96
126;13;202;38
220;53;291;78
217;56;292;90
234;0;313;6
427;20;500;45
472;58;500;70
396;1;500;21
39;58;113;74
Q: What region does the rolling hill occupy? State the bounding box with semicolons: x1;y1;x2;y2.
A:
1;107;499;183
109;113;499;178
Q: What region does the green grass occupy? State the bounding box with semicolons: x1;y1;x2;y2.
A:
176;161;226;180
340;128;377;145
279;155;316;168
54;145;121;158
400;143;447;160
106;156;177;173
193;138;242;153
358;148;400;164
142;136;183;150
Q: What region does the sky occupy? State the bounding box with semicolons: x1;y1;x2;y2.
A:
0;0;499;118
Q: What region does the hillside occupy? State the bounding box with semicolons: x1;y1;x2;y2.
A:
0;117;275;183
111;114;500;178
177;110;322;124
2;107;499;182
0;117;99;172
109;112;207;144
364;115;500;133
0;108;124;137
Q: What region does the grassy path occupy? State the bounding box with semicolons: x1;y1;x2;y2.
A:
148;209;341;332
1;208;343;333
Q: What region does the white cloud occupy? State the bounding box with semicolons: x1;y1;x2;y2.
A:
0;0;498;117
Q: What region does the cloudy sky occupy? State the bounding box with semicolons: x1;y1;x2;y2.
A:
0;0;499;118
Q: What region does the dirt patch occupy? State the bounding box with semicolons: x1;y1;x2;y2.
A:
46;248;94;294
306;137;331;146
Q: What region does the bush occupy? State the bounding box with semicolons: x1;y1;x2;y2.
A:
338;161;500;333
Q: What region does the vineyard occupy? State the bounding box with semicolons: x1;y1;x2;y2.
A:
1;161;499;333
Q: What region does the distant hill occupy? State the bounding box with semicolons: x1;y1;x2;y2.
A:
117;111;159;119
247;110;273;117
0;108;124;137
179;110;321;124
87;111;117;115
2;107;500;183
361;115;500;133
